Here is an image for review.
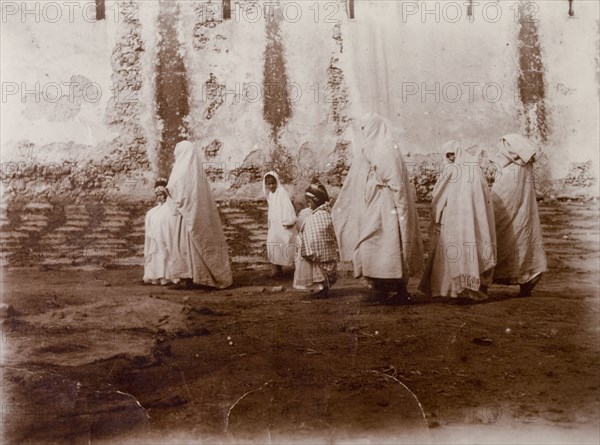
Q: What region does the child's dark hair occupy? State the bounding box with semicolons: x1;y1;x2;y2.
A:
305;182;329;207
154;178;168;188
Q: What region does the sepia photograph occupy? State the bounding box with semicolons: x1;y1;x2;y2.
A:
1;0;599;443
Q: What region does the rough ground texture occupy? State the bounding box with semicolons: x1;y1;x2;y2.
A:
1;201;598;444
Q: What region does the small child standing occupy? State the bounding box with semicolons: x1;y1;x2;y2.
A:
143;178;172;285
263;171;297;278
293;181;340;298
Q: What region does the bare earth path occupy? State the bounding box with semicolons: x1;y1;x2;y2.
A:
1;201;598;444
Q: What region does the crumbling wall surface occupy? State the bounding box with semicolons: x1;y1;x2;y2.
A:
179;0;270;193
1;1;156;205
276;2;343;181
2;1;599;211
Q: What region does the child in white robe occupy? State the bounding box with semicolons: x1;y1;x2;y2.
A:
143;179;172;285
263;171;297;277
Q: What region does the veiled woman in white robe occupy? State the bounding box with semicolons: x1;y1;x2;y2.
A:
166;141;233;289
263;171;297;268
418;142;496;300
491;134;547;296
332;113;423;300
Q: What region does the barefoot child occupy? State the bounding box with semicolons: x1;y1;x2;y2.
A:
293;181;340;298
263;172;297;277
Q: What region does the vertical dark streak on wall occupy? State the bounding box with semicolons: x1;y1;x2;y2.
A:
517;1;548;144
156;0;190;178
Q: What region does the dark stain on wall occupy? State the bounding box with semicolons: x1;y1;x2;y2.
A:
156;0;190;178
263;10;292;143
517;3;548;143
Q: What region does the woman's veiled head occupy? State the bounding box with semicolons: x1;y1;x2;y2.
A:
359;112;386;141
442;140;460;163
174;140;195;161
358;112;399;168
497;134;538;165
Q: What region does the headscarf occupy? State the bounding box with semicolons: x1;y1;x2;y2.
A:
262;171;296;266
262;171;297;227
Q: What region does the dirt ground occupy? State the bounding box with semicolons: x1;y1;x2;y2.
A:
1;200;599;445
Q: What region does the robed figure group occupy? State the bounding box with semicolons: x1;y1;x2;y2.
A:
144;113;547;303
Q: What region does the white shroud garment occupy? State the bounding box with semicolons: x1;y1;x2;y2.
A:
166;141;233;289
332;112;423;280
491;134;547;284
418;142;497;298
263;171;297;267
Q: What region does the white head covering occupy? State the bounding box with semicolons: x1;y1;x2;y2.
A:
497;134;538;165
262;171;297;266
262;171;296;225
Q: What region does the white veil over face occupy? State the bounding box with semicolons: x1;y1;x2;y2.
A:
167;141;232;289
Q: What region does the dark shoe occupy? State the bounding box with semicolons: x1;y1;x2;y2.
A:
311;287;330;299
387;292;412;306
385;281;411;305
518;285;533;298
518;274;541;297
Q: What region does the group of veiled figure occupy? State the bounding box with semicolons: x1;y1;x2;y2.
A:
144;113;547;305
332;113;547;304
